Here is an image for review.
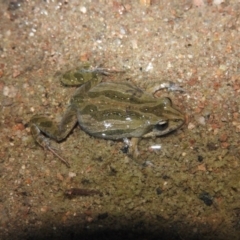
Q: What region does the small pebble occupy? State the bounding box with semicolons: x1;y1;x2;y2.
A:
3;85;18;98
68;172;76;178
213;0;224;5
182;152;187;157
146;62;153;72
196;116;206;125
188;122;195;130
80;6;87;13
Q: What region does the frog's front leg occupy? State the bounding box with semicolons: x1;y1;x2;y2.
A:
129;137;140;159
123;137;141;161
30;107;77;167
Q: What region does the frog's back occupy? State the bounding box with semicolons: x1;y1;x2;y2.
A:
76;82;160;140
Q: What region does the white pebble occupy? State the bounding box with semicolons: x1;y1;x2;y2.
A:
131;40;138;49
213;0;224;5
68;172;76;178
80;6;87;13
146;62;153;72
3;85;17;98
150;144;162;150
3;86;9;96
188;122;195;130
196;116;206;125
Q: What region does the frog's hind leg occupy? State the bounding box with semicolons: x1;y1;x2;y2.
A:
30;107;77;142
30;107;77;167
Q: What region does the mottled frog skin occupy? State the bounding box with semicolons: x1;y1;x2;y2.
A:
30;64;185;166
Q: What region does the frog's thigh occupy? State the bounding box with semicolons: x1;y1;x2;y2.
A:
58;107;78;140
30;114;60;140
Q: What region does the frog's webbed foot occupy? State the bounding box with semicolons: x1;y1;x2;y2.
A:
148;81;185;94
161;82;185;92
85;66;126;76
97;68;125;76
30;123;70;168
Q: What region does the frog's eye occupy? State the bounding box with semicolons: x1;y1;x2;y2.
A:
154;121;168;131
162;97;172;107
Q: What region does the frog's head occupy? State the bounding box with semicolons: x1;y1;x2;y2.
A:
142;97;185;138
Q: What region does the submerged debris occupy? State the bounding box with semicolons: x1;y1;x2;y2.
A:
199;192;214;206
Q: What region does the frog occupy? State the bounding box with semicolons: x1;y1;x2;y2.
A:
30;63;185;167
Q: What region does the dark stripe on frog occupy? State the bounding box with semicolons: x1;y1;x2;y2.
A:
81;104;147;121
139;104;170;117
87;90;156;105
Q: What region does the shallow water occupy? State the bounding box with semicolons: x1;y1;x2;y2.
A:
1;1;240;239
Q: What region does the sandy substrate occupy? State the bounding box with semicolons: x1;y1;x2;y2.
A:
0;0;240;239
